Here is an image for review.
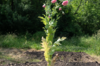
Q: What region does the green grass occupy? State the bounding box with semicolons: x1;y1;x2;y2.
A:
0;31;100;55
0;31;46;49
55;35;100;55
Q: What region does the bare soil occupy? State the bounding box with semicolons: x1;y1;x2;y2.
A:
0;48;100;66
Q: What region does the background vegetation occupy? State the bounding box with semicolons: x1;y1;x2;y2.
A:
0;30;100;55
0;0;100;55
0;0;45;34
0;0;100;37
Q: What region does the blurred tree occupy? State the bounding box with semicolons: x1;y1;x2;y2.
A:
55;0;100;38
0;0;100;38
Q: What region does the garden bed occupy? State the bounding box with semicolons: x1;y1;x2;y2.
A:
0;48;100;66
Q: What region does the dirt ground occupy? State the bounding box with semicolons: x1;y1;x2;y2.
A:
0;48;100;66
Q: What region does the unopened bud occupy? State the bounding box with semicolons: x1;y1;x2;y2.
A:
42;4;46;8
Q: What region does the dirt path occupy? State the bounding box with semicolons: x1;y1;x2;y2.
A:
0;48;100;66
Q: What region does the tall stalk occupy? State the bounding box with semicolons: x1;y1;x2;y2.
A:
39;0;68;66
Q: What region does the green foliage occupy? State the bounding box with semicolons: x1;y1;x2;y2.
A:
0;33;42;49
56;0;100;38
54;31;100;55
32;31;46;42
1;32;100;55
39;1;64;66
0;0;45;34
75;0;100;35
0;0;100;38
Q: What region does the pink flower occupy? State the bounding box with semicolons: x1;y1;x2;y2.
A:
62;1;68;6
59;7;62;11
51;0;57;3
42;4;46;8
48;15;50;18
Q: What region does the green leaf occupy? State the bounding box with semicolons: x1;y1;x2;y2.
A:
38;16;47;25
54;37;66;46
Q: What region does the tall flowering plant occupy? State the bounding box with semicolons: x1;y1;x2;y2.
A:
39;0;68;66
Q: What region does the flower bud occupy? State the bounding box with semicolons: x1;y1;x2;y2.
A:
49;15;50;18
59;7;62;11
62;0;68;6
42;4;46;8
51;0;57;3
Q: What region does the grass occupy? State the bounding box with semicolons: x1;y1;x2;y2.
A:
0;31;46;49
56;35;100;55
0;31;100;55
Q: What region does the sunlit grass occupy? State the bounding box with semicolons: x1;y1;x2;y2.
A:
0;31;46;49
0;31;100;55
56;35;100;55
